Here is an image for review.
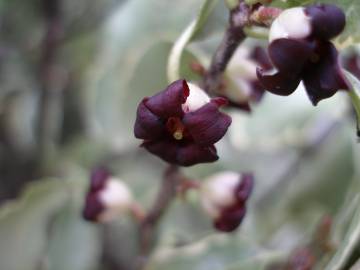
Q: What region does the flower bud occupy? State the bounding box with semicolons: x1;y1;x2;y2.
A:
224;46;271;109
200;172;254;232
83;168;134;223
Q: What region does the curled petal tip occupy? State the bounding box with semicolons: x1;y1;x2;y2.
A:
305;4;346;40
211;97;229;107
257;67;300;96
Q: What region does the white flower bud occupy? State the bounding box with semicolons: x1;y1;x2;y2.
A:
224;47;258;102
182;83;210;113
97;177;134;222
269;7;311;42
200;171;240;218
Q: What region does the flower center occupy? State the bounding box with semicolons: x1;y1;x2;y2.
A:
166;117;186;140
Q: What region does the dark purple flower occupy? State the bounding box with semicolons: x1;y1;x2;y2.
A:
223;46;272;111
257;4;349;105
83;167;133;222
201;172;254;232
134;80;232;166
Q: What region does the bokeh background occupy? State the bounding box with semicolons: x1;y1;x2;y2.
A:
0;0;359;269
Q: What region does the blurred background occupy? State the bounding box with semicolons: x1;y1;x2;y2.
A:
0;0;359;269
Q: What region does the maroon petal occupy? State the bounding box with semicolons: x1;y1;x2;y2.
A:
145;79;189;118
142;140;179;165
250;46;272;71
134;100;166;140
305;4;346;40
302;41;349;105
235;173;254;202
214;207;246;232
177;144;218;166
182;100;232;146
269;39;314;75
143;140;219;167
249;80;266;102
83;192;104;222
342;52;360;79
257;68;301;96
90;167;110;192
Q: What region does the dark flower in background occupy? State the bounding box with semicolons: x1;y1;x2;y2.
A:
257;4;349;105
134;80;232;167
200;172;254;232
223;45;272;111
342;50;360;79
83;167;133;222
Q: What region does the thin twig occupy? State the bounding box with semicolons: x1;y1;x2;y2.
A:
37;0;65;158
136;165;182;269
203;1;250;93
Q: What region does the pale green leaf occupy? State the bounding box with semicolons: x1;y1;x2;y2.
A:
325;195;360;270
167;0;219;82
0;180;68;270
146;234;285;270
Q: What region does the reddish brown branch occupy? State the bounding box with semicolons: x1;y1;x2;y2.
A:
37;0;65;157
136;165;182;269
203;1;250;93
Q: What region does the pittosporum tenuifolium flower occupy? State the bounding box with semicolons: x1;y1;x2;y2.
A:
83;167;134;222
134;80;232;166
200;171;254;232
223;45;272;111
257;4;349;105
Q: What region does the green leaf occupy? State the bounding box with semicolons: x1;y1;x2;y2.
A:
145;234;285;270
47;176;101;270
0;180;68;270
167;0;219;82
343;70;360;135
325;195;360;270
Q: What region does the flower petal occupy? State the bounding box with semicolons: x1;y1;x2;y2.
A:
142;140;218;166
305;4;346;40
342;52;360;79
83;192;104;222
269;38;314;75
142;140;178;164
134;99;166;140
235;173;254;202
302;41;349;105
90;167;110;191
177;144;219;167
214;207;246;232
250;46;272;71
145;79;189;118
257;67;301;96
182;100;232;146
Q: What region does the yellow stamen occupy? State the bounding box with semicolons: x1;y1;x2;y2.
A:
173;131;183;140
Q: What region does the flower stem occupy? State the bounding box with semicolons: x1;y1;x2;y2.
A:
203;1;250;93
37;0;65;160
136;165;182;269
243;25;269;39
